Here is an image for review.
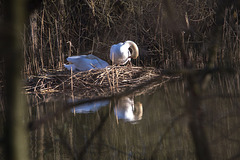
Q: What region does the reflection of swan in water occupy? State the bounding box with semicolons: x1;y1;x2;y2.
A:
114;97;143;122
64;54;109;72
110;40;139;65
71;96;143;122
72;100;109;113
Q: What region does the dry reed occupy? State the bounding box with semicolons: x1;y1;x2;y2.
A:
24;66;178;99
22;0;240;76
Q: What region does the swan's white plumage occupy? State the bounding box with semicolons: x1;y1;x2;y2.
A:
64;54;109;72
110;40;139;65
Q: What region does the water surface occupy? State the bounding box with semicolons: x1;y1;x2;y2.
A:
27;73;240;160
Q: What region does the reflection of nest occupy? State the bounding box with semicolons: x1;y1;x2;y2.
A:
25;66;178;99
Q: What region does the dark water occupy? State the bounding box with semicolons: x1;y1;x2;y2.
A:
26;73;240;160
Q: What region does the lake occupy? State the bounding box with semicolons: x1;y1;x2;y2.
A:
25;72;240;160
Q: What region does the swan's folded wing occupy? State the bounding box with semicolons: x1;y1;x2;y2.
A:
66;55;109;71
64;64;77;71
66;56;84;64
92;58;109;68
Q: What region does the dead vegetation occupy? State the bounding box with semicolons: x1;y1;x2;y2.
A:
23;0;240;75
24;66;178;99
21;0;240;98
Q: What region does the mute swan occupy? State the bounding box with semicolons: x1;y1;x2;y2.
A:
110;40;139;65
64;54;109;72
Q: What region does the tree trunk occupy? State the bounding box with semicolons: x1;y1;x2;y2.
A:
1;0;29;160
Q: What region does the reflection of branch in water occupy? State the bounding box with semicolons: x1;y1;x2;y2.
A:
150;113;186;160
162;0;238;160
28;74;172;130
77;101;114;159
53;127;78;159
94;143;142;159
28;76;171;159
206;113;240;144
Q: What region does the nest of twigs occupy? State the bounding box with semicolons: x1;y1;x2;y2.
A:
25;66;177;99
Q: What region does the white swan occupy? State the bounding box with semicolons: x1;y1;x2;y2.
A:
64;54;109;72
110;40;139;65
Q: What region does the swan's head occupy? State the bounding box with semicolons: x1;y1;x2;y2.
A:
125;40;139;59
